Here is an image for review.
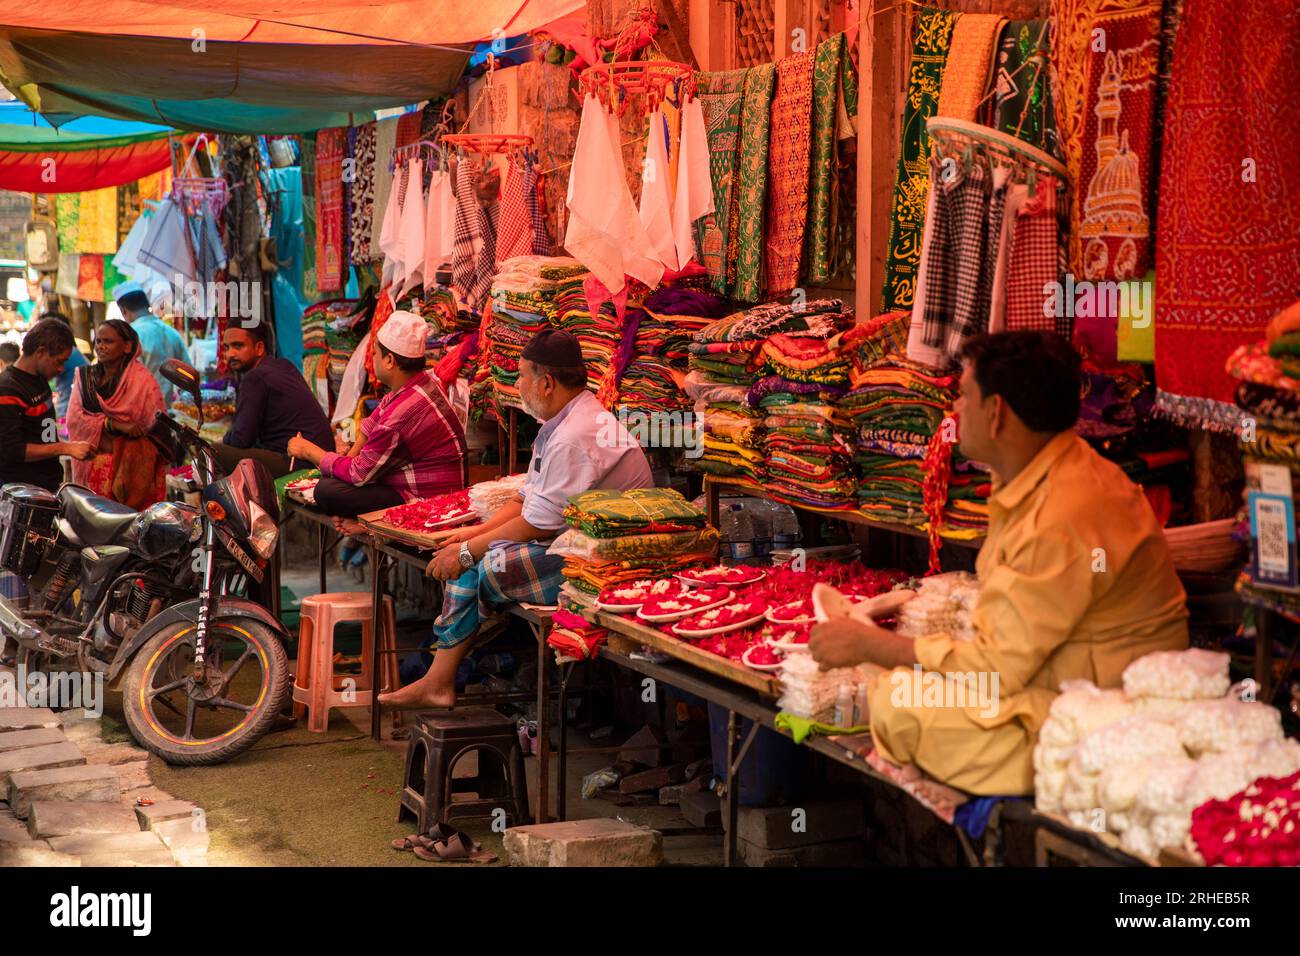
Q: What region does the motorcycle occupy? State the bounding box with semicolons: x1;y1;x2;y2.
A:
0;359;291;765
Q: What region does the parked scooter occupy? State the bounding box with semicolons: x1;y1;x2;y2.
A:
0;359;290;765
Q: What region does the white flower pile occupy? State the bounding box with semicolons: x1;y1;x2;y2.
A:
469;474;528;520
1121;648;1231;700
895;572;981;642
777;652;880;722
1034;648;1299;861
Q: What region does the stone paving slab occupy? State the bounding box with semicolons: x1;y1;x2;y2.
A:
0;708;61;731
503;819;663;867
8;764;121;818
0;728;68;753
0;742;86;788
48;830;176;867
0;831;81;866
28;800;143;838
135;799;201;831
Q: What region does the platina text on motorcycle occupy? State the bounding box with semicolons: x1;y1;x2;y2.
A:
0;359;290;764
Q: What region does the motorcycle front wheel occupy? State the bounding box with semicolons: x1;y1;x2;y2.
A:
121;617;290;766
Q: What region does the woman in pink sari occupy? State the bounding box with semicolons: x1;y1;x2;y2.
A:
66;319;168;509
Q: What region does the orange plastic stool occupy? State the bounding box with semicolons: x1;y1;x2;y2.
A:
292;592;399;733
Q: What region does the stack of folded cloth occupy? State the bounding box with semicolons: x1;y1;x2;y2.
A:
611;287;731;416
753;332;855;509
301;300;346;414
555;300;624;403
418;285;459;333
554;488;718;594
326;322;366;399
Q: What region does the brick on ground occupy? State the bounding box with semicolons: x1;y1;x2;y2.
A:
0;830;81;866
48;831;175;867
0;728;67;753
153;817;210;864
8;765;120;818
503;819;663;867
82;742;151;767
0;708;61;731
723;799;866;850
135;799;200;831
114;760;154;793
737;836;867;867
0;742;85;788
28;800;142;838
679;790;721;829
658;776;705;806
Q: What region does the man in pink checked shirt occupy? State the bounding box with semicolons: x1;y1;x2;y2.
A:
287;310;465;530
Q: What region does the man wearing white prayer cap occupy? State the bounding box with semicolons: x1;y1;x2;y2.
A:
287;308;466;521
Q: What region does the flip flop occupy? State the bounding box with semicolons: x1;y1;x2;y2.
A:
390;835;424;851
390;823;457;852
430;831;498;864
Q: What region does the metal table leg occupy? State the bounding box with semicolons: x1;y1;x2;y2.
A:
723;713;760;868
318;522;328;596
369;544;386;742
557;661;576;822
533;620;550;825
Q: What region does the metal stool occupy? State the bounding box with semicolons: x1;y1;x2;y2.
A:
397;707;530;833
292;591;398;733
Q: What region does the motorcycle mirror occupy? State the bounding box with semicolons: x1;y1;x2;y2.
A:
161;358;203;421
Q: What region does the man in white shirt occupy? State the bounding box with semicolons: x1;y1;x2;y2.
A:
380;330;651;710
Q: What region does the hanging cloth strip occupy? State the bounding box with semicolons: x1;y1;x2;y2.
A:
730;63;776;302
1074;4;1161;281
881;7;957;313
1004;175;1058;333
495;154;535;268
451;160;495;311
763;51;815;298
397;157;426;298
378;156;404;288
349;122;376;263
523;153;551;255
639;108;680;271
936;14;1006;120
983;20;1062;157
671;95;714;272
314;127;346;293
805;33;845;284
424;165;456;279
1153;0;1300;431
693;68;746;295
369;117;400;260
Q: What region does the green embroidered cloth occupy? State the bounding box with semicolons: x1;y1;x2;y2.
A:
880;7;957;312
694;69;747;295
805;33;845;284
563;488;708;537
731;63;776;303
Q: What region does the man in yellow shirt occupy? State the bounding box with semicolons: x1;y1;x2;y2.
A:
810;332;1188;794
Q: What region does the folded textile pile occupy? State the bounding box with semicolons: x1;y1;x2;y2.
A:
549;271;623;403
754;331;855;508
487;261;574;409
557;488;716;594
612;287;730;416
468;473;527;520
546;608;608;662
302;299;354;414
326;322;366;399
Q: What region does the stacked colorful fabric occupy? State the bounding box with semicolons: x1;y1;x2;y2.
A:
612;287;730;416
486;260;574;408
326;323;366;398
556;488;716;595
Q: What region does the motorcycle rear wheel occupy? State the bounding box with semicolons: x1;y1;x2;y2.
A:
122;617;290;766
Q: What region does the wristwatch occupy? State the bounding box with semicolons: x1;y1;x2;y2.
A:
457;542;475;569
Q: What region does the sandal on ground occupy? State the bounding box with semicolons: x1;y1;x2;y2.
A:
413;830;498;864
390;822;456;852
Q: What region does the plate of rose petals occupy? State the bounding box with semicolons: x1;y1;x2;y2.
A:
741;642;784;672
675;566;766;589
596;578;685;614
636;587;734;623
765;599;816;626
766;625;812;653
670;599;769;637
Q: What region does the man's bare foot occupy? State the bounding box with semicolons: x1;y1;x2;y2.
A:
378;681;457;710
333;517;365;535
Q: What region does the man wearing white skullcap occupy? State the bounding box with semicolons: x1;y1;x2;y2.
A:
287;309;466;518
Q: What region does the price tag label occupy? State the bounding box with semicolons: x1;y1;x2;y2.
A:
1249;490;1297;589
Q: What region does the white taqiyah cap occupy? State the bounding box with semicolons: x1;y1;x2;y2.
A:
376;309;428;359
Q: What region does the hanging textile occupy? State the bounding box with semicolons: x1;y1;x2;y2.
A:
54;192;80;253
563;94;663;296
378;158;404;288
731;63;776;303
116;180;140;250
523;154;550;256
805;33;845;284
396;158;427;297
1075;5;1161;280
763;51;815;298
56;253;80;297
424;166;456;279
369;117;401;259
910;155;1005;365
694;69;747;294
671;95;714;273
988;181;1031;334
881;7;957;313
452;160;495;310
837;32;859;139
75;186;118;254
936;14;1006;121
315;127;346;293
1004;177;1059;333
1153;0;1300;430
349;122;376;263
983;20;1061;156
76;253;104;301
137;197;196;286
639;110;679;271
496;155;535;267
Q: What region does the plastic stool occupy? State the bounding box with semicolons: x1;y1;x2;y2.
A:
398;708;530;832
292;591;398;733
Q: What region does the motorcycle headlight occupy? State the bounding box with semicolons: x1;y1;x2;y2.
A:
246;500;279;560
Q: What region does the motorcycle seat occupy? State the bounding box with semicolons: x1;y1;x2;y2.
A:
58;485;139;547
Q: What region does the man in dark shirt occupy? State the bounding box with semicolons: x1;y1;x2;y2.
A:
213;323;333;478
0;318;94;491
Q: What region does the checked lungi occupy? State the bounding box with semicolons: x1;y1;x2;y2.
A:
432;542;565;650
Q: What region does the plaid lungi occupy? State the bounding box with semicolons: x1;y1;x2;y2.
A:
432;542;565;649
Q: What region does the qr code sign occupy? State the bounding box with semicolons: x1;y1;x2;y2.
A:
1256;498;1289;576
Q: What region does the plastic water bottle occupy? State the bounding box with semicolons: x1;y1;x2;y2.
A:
834;684;854;728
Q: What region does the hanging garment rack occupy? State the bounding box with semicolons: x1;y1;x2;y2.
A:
440;133;535;156
390;139;445;173
927;117;1069;183
578;60;696;116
